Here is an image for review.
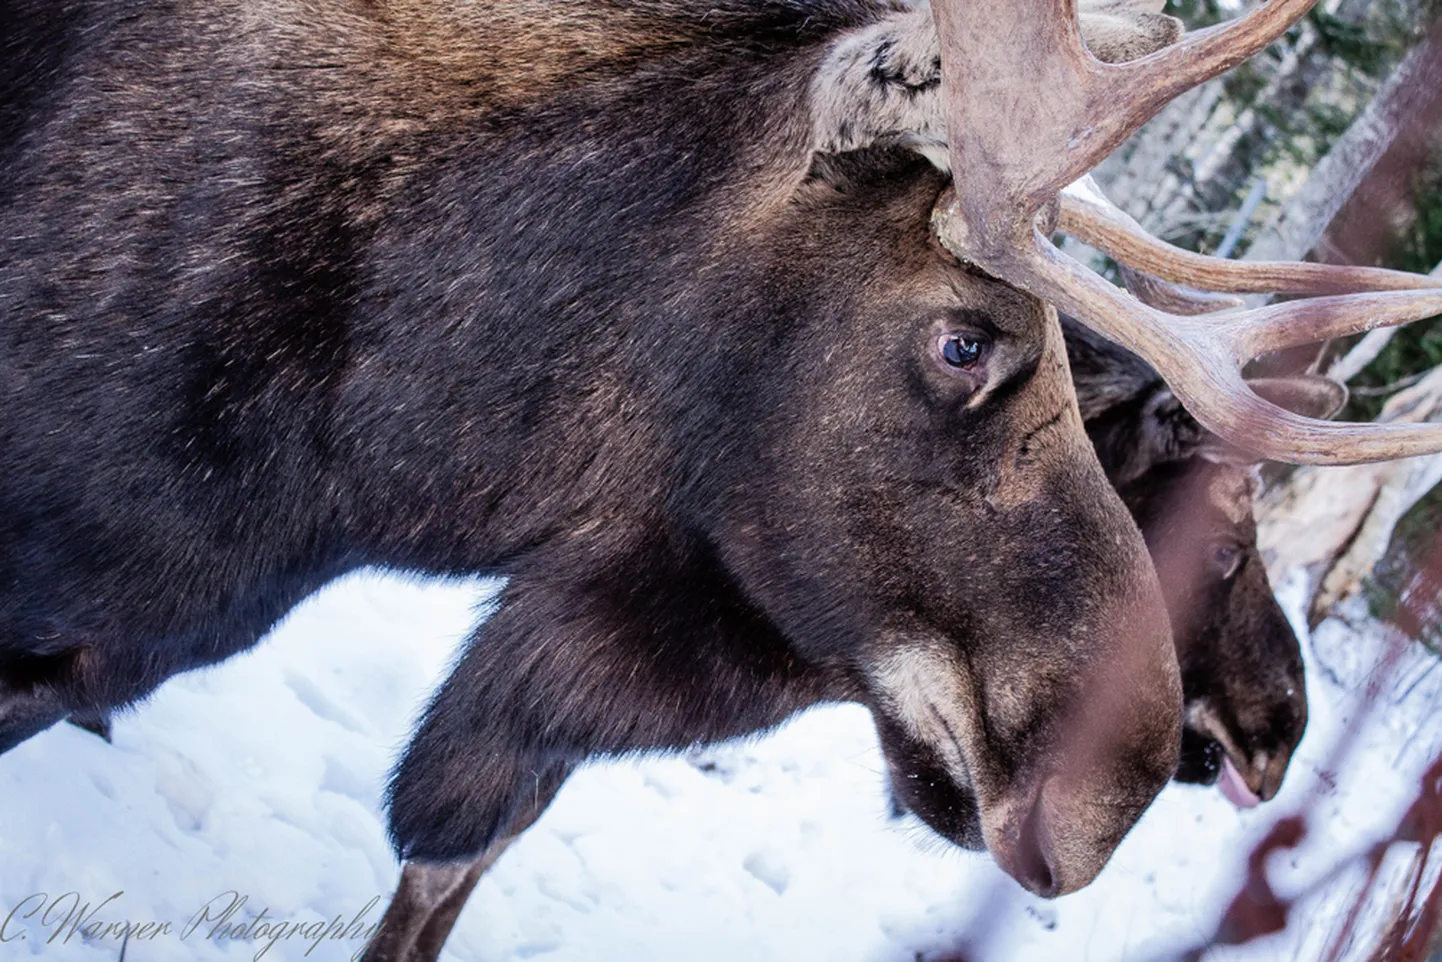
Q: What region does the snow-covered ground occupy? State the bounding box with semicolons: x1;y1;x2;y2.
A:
1;569;1439;962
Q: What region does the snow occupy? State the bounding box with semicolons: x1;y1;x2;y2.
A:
1;568;1439;962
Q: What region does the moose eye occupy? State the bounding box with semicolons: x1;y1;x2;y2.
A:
937;333;985;369
1211;545;1242;579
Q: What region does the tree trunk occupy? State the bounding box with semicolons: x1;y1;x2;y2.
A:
1244;13;1442;264
1258;367;1442;619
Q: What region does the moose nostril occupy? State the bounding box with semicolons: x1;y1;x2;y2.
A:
1258;750;1293;802
1012;793;1059;898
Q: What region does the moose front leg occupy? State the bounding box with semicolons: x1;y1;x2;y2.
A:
362;763;571;962
373;566;826;961
0;680;68;754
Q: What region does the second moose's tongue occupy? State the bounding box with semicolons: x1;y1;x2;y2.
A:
1218;755;1262;808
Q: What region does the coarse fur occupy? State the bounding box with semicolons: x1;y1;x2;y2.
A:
1;0;1184;921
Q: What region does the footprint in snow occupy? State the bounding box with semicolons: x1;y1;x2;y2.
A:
742;850;791;895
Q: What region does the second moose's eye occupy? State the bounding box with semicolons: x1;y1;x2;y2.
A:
938;333;985;369
1212;544;1243;579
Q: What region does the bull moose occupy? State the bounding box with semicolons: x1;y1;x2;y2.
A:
1066;318;1347;805
4;0;1442;960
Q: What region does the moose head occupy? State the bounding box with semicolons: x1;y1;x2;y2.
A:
918;0;1442;834
383;145;1180;900
1067;318;1350;806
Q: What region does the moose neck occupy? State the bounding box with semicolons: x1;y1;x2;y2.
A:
234;9;843;573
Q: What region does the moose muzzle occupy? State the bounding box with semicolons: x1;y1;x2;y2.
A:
867;540;1181;896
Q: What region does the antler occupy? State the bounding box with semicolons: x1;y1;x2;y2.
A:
929;0;1442;465
1114;265;1244;317
1060;178;1442;299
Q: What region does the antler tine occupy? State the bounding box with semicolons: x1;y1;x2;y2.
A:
1060;180;1442;297
1174;367;1442;465
1105;0;1319;147
1013;236;1442;464
932;0;1318;248
1235;290;1442;358
1117;267;1245;315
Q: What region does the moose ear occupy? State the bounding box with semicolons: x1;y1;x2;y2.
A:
1196;375;1350;466
1091;383;1207;484
1135;386;1204;465
802;147;933;193
1246;375;1350;421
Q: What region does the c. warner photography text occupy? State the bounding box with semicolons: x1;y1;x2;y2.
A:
0;889;383;960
